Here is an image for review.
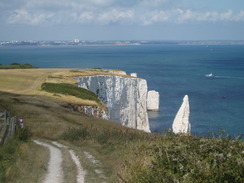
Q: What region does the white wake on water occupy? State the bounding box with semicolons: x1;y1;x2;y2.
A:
214;75;244;79
205;73;244;79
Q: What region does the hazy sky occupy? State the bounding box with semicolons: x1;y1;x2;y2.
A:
0;0;244;41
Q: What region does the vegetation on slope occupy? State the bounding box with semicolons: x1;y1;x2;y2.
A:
41;82;101;104
0;131;47;183
0;99;36;183
0;138;24;182
122;132;243;183
0;63;37;69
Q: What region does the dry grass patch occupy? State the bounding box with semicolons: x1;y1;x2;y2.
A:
0;69;62;94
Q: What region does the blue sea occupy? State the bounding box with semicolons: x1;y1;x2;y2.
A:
1;44;244;137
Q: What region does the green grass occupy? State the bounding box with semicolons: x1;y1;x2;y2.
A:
0;63;37;69
41;82;101;104
0;127;31;182
0;138;21;182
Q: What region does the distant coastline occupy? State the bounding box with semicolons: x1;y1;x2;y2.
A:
1;40;244;47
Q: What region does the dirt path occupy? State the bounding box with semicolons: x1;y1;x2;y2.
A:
34;140;88;183
34;140;107;183
51;141;86;183
33;140;63;183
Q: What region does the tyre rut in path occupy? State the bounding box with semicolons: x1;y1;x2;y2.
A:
51;141;86;183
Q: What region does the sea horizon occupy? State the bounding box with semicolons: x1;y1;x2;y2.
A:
1;39;244;47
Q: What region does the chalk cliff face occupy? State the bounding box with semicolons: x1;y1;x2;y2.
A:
75;75;150;132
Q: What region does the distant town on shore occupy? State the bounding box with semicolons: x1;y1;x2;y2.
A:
1;39;244;47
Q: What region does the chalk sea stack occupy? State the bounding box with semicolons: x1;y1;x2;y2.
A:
147;90;160;111
172;95;191;134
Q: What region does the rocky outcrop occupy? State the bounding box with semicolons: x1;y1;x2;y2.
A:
172;95;191;134
130;73;137;77
75;75;150;132
147;90;160;111
67;104;109;120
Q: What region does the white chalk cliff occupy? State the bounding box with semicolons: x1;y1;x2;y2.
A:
147;90;160;111
75;75;150;132
172;95;191;134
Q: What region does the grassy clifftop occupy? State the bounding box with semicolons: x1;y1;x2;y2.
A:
0;68;243;183
0;67;130;105
0;68;122;106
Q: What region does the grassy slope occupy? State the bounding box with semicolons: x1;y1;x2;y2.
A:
41;82;101;104
0;69;243;183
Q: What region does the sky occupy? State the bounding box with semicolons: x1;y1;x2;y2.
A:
0;0;244;41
